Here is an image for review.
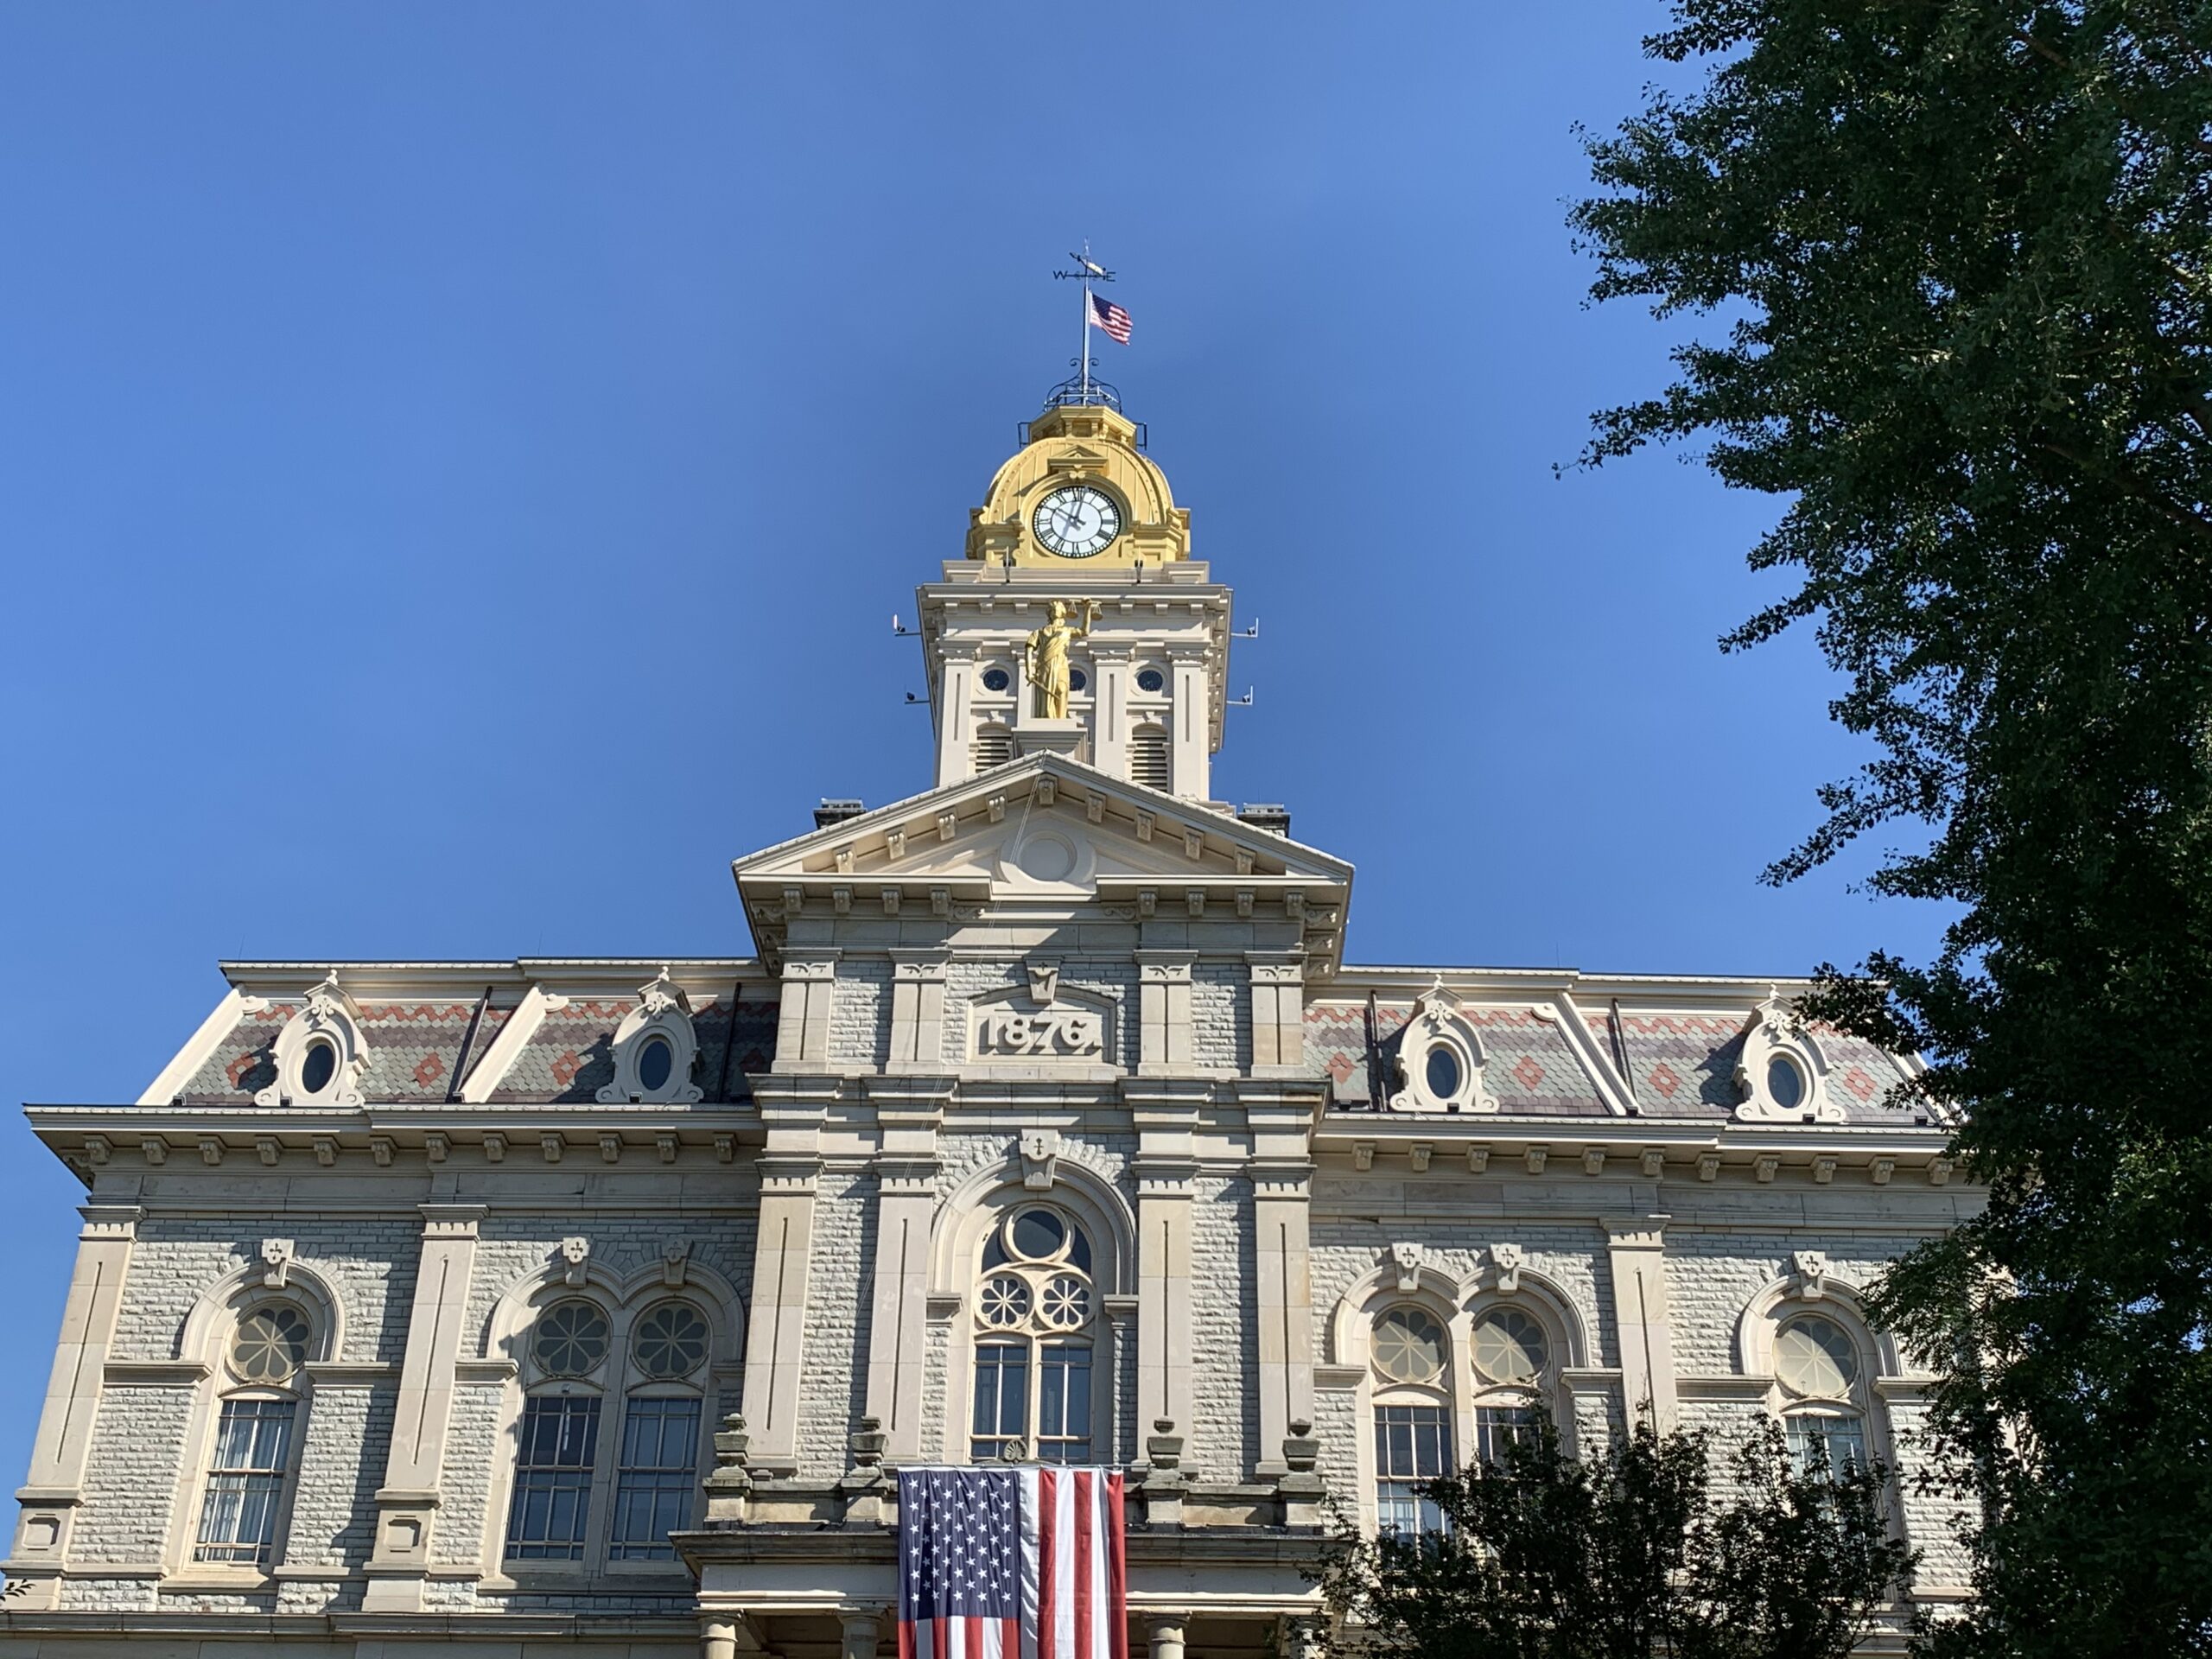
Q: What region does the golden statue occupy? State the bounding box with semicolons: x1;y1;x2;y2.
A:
1024;599;1099;720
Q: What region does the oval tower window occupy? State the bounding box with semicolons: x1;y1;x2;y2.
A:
300;1038;338;1096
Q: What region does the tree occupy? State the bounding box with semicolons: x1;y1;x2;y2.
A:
1568;5;2212;1656
1313;1418;1915;1659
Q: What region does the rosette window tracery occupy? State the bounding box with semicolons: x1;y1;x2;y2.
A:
971;1205;1096;1464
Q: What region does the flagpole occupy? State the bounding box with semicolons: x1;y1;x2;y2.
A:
1080;258;1092;403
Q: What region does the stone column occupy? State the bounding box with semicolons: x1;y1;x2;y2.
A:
1167;651;1209;800
1147;1614;1187;1659
842;1611;884;1659
361;1203;486;1612
740;1083;833;1474
3;1204;140;1608
861;1078;950;1462
1604;1217;1680;1432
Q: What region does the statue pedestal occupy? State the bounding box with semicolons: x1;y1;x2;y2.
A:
1014;720;1090;765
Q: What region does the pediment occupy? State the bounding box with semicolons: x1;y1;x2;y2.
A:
731;753;1353;971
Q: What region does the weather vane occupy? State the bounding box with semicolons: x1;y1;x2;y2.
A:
1052;242;1128;405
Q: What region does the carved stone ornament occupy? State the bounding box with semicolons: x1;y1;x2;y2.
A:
1389;983;1497;1114
1790;1249;1832;1301
1732;995;1842;1124
559;1236;590;1287
969;966;1113;1065
1020;1128;1061;1191
1389;1241;1425;1293
1491;1241;1524;1294
662;1240;693;1286
598;969;705;1105
255;972;369;1108
260;1237;296;1289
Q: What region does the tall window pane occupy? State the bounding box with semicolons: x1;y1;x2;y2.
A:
506;1395;601;1560
609;1396;702;1559
1374;1404;1449;1537
1787;1411;1868;1477
1474;1404;1539;1466
970;1342;1028;1459
194;1398;296;1564
1037;1344;1092;1464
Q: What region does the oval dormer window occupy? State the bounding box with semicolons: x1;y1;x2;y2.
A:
1136;667;1166;694
300;1039;338;1096
1426;1046;1461;1102
982;667;1012;693
1767;1055;1805;1111
637;1035;674;1093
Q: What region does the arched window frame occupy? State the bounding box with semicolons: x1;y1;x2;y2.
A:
930;1161;1135;1468
1389;987;1498;1115
597;969;704;1105
253;973;368;1108
1326;1249;1592;1536
169;1267;340;1581
481;1261;741;1580
1736;1262;1902;1483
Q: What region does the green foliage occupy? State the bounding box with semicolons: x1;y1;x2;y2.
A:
1313;1418;1914;1659
1571;3;2212;1655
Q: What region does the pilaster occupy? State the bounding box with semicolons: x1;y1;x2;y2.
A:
1603;1217;1679;1432
887;952;950;1073
1124;1078;1207;1457
1246;951;1306;1077
935;657;979;788
1135;951;1197;1074
740;1080;836;1473
3;1204;140;1607
774;950;842;1072
1167;651;1209;801
1093;654;1134;784
1241;1084;1321;1476
360;1203;486;1612
861;1077;952;1462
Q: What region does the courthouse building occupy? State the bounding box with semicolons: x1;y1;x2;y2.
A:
3;381;1973;1658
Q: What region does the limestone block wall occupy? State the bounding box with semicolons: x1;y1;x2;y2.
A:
797;1169;874;1480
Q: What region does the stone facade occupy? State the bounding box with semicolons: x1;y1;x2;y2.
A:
2;393;1973;1659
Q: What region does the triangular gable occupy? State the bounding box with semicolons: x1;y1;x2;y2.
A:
731;751;1353;974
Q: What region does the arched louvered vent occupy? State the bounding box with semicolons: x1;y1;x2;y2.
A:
1129;724;1170;791
972;723;1014;774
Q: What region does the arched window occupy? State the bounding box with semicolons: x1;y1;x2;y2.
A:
972;723;1014;774
1128;724;1169;791
1774;1313;1869;1476
1370;1305;1451;1535
609;1300;711;1559
505;1294;715;1566
194;1303;312;1565
970;1205;1096;1464
1469;1306;1550;1465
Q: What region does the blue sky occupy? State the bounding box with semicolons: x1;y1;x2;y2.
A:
0;3;1945;1484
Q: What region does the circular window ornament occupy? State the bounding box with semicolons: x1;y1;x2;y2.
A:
1775;1315;1858;1396
1039;1274;1091;1329
978;1274;1033;1328
1136;668;1166;694
533;1300;611;1377
1372;1306;1446;1384
637;1035;674;1093
232;1305;310;1383
632;1301;710;1379
299;1039;338;1096
1472;1307;1548;1387
1069;666;1090;693
982;666;1013;693
1010;1209;1066;1262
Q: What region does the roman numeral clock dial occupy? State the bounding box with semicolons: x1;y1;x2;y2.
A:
1033;485;1121;558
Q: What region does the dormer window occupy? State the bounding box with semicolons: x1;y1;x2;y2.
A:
598;971;704;1105
299;1039;338;1097
256;973;368;1108
1766;1054;1806;1111
1424;1045;1461;1102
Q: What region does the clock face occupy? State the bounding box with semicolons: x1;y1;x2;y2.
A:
1033;486;1122;558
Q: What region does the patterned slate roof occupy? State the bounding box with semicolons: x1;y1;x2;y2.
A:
1313;999;1916;1124
176;989;779;1105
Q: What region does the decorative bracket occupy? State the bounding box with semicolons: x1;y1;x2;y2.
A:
1020;1128;1060;1192
1490;1241;1523;1294
559;1236;590;1287
260;1237;296;1289
1790;1249;1832;1301
662;1240;693;1287
1389;1241;1425;1293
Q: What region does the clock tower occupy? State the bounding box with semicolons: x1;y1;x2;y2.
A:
922;392;1231;800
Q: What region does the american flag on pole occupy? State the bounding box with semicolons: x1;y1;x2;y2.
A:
1088;292;1133;345
898;1466;1128;1659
